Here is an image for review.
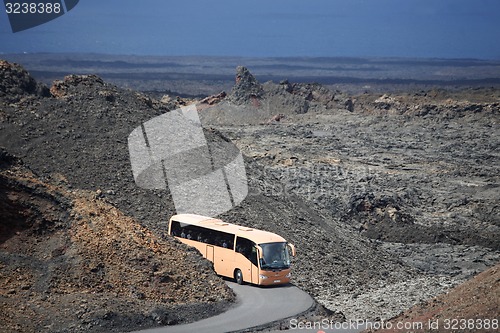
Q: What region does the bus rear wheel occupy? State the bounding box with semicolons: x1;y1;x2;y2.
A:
234;269;244;285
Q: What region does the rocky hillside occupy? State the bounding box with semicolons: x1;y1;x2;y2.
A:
0;60;447;323
0;60;50;103
0;149;234;333
1;60;498;330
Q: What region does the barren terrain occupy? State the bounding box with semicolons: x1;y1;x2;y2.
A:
201;68;499;323
1;58;499;332
365;263;500;333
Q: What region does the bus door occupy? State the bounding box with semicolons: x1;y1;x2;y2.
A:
206;245;214;263
250;247;262;284
235;237;259;283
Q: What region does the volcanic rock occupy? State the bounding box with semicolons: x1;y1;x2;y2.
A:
228;66;263;105
0;60;49;103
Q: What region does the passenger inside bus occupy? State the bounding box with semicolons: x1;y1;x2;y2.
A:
170;221;234;249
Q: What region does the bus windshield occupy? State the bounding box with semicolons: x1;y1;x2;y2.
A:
259;242;291;270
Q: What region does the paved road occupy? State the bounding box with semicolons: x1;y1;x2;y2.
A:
133;282;314;333
133;282;367;333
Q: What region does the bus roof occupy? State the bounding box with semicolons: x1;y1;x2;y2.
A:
170;214;287;244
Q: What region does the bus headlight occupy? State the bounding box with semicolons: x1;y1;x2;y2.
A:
259;274;268;280
285;272;291;278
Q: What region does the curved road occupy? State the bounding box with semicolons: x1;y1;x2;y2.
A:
134;282;314;333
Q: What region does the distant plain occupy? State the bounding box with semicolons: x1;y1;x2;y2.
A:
3;53;500;95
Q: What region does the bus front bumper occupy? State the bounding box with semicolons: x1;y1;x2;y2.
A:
258;272;291;285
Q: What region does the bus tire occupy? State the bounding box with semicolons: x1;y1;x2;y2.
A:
234;269;244;285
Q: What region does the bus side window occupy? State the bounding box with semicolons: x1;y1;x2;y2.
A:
170;221;182;236
225;235;234;250
236;237;258;266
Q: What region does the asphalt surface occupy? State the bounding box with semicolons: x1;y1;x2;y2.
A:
133;281;314;333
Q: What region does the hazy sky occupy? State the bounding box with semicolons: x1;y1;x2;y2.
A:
1;0;499;59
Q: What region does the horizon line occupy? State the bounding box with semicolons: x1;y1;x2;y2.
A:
2;52;500;62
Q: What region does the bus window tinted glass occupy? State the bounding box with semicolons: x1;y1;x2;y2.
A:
236;237;258;266
170;220;234;249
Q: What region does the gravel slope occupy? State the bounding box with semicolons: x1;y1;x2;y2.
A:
0;150;234;333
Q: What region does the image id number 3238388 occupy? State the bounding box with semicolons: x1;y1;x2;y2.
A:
5;2;61;14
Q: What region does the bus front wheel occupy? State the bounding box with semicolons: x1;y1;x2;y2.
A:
234;269;244;285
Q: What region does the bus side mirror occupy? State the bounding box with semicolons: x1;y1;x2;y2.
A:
288;243;296;257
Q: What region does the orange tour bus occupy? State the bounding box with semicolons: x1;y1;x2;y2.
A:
168;214;296;285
